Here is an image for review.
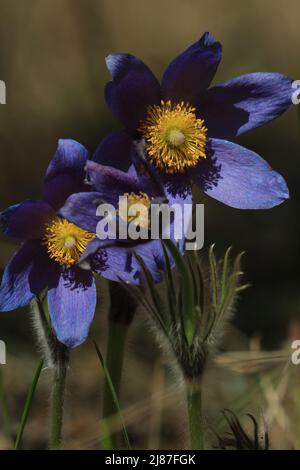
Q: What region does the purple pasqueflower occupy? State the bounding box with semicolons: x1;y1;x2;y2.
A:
59;140;191;285
103;32;292;209
0;139;190;347
0;139;97;348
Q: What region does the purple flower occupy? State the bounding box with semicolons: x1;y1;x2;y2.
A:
0;140;96;348
0;140;190;347
59;140;191;285
104;32;292;209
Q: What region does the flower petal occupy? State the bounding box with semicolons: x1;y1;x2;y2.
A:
105;53;161;133
47;266;96;348
93;131;133;172
89;185;192;283
91;241;163;284
1;200;55;240
45;139;89;180
161;32;222;104
59;157;163;233
59;192;103;232
189;138;289;209
86;161;161;201
200;73;293;139
0;240;57;311
43;139;90;210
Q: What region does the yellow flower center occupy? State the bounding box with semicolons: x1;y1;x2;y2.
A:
43;217;95;268
139;100;207;174
118;192;151;229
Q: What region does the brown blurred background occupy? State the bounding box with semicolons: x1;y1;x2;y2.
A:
0;0;300;450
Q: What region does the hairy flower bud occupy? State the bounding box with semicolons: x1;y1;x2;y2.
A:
124;242;248;381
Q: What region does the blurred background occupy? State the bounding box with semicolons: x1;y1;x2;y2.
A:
0;0;299;450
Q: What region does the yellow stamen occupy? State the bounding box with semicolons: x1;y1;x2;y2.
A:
139;100;207;174
43;217;95;268
118;192;151;229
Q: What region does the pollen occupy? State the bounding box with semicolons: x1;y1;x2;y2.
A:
139;100;207;174
118;192;151;229
43;217;95;268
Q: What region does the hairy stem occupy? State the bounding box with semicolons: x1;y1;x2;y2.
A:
50;356;68;450
186;383;204;450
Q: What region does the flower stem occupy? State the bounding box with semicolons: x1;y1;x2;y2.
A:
50;359;67;450
31;297;69;450
102;320;128;449
186;384;204;450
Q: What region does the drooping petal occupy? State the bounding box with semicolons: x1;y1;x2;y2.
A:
59;169;162;234
43;139;90;210
86;161;161;201
93;131;133;172
189;138;289;209
59;192;103;232
161;32;222;104
91;240;163;284
105;53;161;133
199;73;293;139
89;184;193;283
0;240;57;311
47;266;96;348
1;200;55;240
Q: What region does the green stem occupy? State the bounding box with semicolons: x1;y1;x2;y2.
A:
186;384;204;450
14;360;44;450
31;297;69;450
50;361;67;450
102;320;128;450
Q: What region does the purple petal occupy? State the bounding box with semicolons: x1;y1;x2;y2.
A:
134;240;169;283
105;53;161;133
1;200;55;240
200;73;293;139
43;139;90;210
47;266;96;348
89;185;192;283
91;241;163;284
59;192;103;232
59;159;162;232
79;238;114;266
190;138;289;209
162;173;193;206
93;131;133;172
161;32;222;104
45;139;89;180
87;161;161;200
0;240;57;311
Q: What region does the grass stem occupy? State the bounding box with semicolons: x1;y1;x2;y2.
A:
101;320;128;450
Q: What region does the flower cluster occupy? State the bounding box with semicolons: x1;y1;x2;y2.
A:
0;32;292;348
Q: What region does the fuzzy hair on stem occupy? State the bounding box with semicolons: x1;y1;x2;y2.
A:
30;295;69;369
